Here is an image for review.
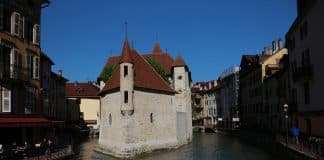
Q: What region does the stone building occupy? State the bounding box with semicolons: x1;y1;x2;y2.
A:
97;40;192;158
286;0;324;137
191;81;218;130
239;40;287;129
217;66;240;129
0;0;51;145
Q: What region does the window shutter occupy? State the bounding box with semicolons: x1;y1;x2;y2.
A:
10;48;18;78
20;16;24;38
0;4;4;30
33;56;40;79
2;87;11;112
33;24;40;44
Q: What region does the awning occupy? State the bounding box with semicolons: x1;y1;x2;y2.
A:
85;120;97;124
0;117;51;128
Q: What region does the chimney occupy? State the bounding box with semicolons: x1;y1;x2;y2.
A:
272;40;277;54
264;46;272;55
278;38;283;50
57;69;62;77
209;82;212;89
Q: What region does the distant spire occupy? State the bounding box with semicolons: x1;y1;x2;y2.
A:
152;34;162;54
172;55;186;67
155;33;158;43
124;21;128;40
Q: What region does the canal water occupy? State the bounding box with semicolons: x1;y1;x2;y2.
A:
75;132;306;160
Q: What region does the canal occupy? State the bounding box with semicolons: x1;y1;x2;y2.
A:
74;132;307;160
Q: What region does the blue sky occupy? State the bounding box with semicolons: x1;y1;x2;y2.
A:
41;0;297;82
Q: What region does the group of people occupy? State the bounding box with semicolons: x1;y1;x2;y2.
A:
39;137;55;155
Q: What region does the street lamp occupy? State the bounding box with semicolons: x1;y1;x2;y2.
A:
283;104;289;148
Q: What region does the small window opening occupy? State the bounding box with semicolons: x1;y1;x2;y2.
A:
124;91;128;103
124;65;128;77
109;113;112;125
150;113;153;123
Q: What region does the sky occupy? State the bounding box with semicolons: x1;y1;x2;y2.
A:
40;0;297;83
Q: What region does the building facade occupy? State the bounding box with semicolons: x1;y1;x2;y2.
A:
66;82;100;130
97;40;192;158
217;66;240;129
286;0;324;137
239;40;287;129
0;0;51;146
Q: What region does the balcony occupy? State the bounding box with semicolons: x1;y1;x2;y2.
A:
292;64;313;81
0;65;31;82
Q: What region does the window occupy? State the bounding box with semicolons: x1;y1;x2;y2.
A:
109;113;112;125
1;87;11;112
124;65;128;77
300;21;308;40
33;24;40;44
11;12;20;35
10;48;19;78
25;87;35;114
33;56;40;79
124;91;128;103
26;52;33;78
177;75;182;80
150;113;153;123
304;82;310;104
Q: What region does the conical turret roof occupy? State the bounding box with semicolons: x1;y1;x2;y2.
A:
119;40;133;64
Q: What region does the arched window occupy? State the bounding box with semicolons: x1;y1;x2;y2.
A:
150;113;153;123
109;113;112;125
11;12;20;35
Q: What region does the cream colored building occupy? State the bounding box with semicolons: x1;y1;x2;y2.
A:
286;0;324;137
66;82;100;129
97;40;192;158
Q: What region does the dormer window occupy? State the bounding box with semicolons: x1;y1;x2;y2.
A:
124;65;128;77
11;12;20;35
33;24;40;44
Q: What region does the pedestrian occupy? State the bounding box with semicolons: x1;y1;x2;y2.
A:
290;126;300;144
40;138;47;154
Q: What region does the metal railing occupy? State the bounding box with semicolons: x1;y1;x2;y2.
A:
276;134;324;160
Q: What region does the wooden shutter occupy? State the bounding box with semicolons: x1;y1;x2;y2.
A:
10;48;19;78
33;56;40;79
2;87;11;112
0;4;3;30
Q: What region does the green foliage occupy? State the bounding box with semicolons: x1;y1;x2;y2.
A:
145;57;171;85
100;64;118;82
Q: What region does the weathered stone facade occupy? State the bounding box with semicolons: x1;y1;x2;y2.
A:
97;40;192;158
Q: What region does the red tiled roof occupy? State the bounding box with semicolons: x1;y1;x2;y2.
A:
66;83;100;98
119;40;133;64
152;42;162;54
143;53;174;75
100;41;175;95
172;55;186;67
101;67;120;91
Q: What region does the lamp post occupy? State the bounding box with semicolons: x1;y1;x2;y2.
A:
283;104;289;148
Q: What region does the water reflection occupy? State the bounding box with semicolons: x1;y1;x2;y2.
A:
77;133;282;160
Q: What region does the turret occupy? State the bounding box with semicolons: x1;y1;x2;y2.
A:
172;55;189;93
119;40;134;116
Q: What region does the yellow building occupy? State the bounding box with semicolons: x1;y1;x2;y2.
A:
239;39;287;129
66;82;100;130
